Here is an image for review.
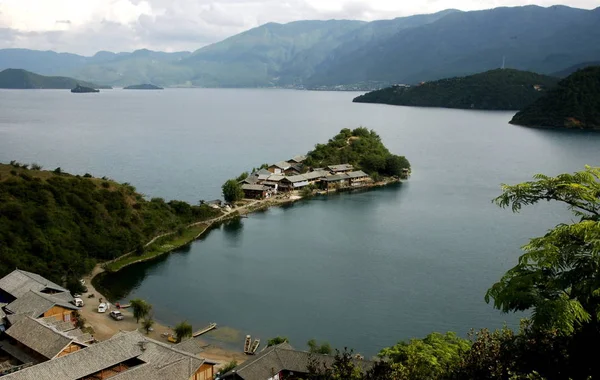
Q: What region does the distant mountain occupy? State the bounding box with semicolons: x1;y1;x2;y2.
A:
1;6;599;88
123;83;163;90
308;5;600;86
551;61;600;77
0;69;109;89
510;66;600;130
353;69;559;110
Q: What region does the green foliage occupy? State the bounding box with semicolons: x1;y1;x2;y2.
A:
354;69;559;111
379;332;470;380
220;360;238;374
305;128;410;177
236;172;249;182
267;336;289;347
130;299;152;323
511;66;600;129
487;166;600;333
0;163;222;282
222;179;244;202
308;339;333;355
73;311;86;330
142;318;155;334
174;321;193;343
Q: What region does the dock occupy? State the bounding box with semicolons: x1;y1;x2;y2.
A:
192;323;217;338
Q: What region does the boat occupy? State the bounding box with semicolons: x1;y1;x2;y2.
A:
250;338;260;354
243;335;252;354
192;322;217;337
71;84;99;93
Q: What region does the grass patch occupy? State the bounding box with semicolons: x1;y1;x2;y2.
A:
105;224;208;272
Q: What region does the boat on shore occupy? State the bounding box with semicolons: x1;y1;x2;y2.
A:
192;322;217;337
250;338;260;354
243;335;252;354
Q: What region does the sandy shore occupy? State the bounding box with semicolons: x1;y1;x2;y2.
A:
81;267;247;369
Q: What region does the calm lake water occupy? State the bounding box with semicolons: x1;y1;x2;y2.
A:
1;89;599;355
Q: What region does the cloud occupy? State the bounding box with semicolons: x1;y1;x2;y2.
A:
0;0;598;55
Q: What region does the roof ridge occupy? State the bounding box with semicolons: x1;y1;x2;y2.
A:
133;332;206;362
230;346;280;372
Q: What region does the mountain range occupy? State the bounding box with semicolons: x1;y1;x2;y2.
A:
0;5;599;88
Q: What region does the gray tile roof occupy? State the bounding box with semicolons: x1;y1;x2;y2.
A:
5;317;80;360
328;164;354;172
0;303;6;320
266;175;285;182
222;343;373;380
40;317;76;332
242;176;260;185
271;161;291;170
347;170;369;179
288;155;307;163
284;175;308;183
303;171;327;181
242;184;268;191
323;174;349;182
174;337;207;355
0;270;69;299
254;169;272;176
2;331;206;380
5;291;78;318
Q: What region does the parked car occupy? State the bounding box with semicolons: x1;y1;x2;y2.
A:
110;310;124;320
97;303;108;313
73;298;84;307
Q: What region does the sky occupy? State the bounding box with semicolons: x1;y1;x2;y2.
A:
0;0;597;55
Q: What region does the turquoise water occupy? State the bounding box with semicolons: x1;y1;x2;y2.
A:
1;89;599;355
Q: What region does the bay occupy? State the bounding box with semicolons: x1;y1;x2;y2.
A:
1;88;599;356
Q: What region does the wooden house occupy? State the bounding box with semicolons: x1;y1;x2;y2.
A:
327;164;354;174
347;170;370;186
1;330;217;380
280;175;309;190
268;161;291;174
4;290;80;323
0;269;72;304
322;174;349;190
302;170;327;185
284;163;304;176
241;184;269;199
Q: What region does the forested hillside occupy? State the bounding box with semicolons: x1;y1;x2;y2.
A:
305;128;410;177
353;69;558;110
0;163;221;287
0;69;109;89
510;66;600;129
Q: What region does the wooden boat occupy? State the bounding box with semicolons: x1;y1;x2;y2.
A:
192;323;217;338
250;339;260;354
243;335;252;354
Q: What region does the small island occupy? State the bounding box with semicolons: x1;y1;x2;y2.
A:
510;66;600;130
71;84;100;93
353;69;558;111
123;84;163;90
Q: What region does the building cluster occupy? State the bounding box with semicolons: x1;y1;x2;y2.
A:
240;155;371;199
0;269;216;380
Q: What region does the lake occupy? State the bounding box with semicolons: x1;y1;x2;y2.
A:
1;88;599;356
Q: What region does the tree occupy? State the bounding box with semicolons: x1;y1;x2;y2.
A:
174;321;193;343
222;179;244;203
308;339;333;355
486;166;600;334
379;332;470;380
306;348;370;380
142;318;155;334
267;336;289;347
130;299;152;323
219;360;237;374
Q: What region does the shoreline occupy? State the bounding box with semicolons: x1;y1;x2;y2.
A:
84;177;402;364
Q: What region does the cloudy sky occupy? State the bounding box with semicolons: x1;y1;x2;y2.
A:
0;0;597;55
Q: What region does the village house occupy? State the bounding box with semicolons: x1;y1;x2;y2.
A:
322;173;350;190
284;163;304;176
327;164;354;174
347;170;370;186
280;175;309;190
220;342;373;380
241;184;269;199
1;316;89;366
302;170;328;185
287;155;307;164
267;161;291;174
1;330;217;380
3;290;80;323
0;269;72;304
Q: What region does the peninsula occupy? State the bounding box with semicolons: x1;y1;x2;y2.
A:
353;69;558;111
510;66;600;130
0;68;109;89
123;83;163;90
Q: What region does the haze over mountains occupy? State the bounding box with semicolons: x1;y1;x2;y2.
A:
0;5;598;88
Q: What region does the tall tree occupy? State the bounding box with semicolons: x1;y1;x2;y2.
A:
129;299;152;323
486;166;600;333
222;179;244;203
174;321;193;343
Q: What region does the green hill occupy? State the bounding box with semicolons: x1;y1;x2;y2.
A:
0;163;221;287
305;127;410;177
0;68;110;89
510;66;600;129
353;69;559;110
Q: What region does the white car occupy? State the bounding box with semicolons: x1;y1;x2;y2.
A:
73;298;84;307
97;303;108;313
